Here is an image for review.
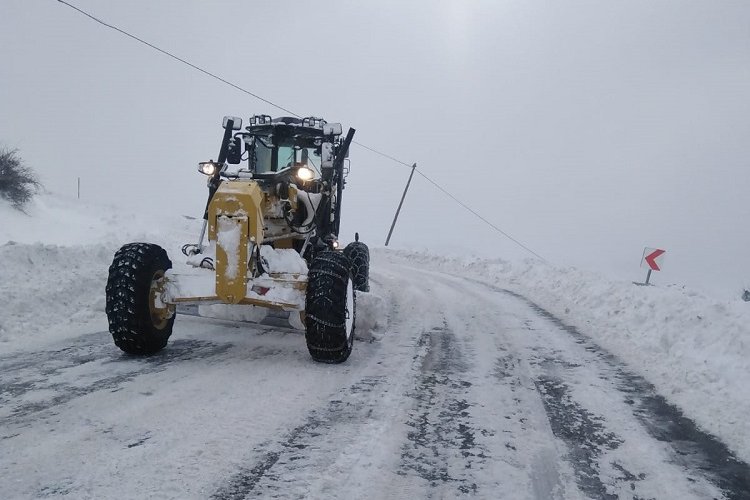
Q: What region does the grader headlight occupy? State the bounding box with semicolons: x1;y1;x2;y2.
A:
198;161;220;176
296;166;315;181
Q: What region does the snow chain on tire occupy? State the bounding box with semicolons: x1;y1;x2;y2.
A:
343;241;370;292
105;243;175;355
305;251;356;363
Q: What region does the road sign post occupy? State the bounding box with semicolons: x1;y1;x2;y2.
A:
638;247;666;285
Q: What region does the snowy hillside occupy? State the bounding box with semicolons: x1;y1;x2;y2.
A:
2;192;749;471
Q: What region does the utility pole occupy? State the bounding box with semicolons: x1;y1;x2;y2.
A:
385;163;416;246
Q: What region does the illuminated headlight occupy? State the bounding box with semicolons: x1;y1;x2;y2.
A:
332;240;340;249
198;161;219;176
296;166;314;181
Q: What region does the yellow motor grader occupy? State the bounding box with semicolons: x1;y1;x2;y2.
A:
105;115;369;363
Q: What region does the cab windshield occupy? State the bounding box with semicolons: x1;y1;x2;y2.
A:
252;139;317;174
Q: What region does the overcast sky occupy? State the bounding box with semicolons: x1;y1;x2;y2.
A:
2;1;749;296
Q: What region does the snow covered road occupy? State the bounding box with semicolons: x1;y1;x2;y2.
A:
1;257;748;499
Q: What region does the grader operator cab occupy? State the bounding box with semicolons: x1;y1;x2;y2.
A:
105;115;370;363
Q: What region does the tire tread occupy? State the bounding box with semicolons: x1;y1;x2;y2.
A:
105;243;174;355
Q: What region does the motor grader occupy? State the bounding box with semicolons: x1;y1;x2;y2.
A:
105;115;369;363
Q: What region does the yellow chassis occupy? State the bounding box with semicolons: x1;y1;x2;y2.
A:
150;179;308;325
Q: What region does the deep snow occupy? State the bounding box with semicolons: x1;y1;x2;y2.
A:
1;192;749;467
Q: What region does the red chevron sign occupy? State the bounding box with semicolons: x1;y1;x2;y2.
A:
642;248;666;271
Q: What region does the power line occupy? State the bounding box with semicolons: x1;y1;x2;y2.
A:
414;170;548;263
352;141;413;168
350;140;548;262
55;0;548;263
56;0;301;118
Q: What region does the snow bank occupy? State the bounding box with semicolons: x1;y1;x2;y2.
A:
0;241;112;352
0;192;201;253
376;248;750;464
354;291;388;340
0;193;199;353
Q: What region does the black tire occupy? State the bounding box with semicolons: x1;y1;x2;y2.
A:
305;251;356;363
105;243;175;355
343;241;370;292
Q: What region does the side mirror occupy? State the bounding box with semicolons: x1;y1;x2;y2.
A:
226;137;243;164
321;142;334;169
323;123;342;136
222;116;243;130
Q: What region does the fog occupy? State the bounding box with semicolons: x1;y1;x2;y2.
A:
2;1;749;296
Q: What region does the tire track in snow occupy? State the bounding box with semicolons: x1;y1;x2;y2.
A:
397;321;487;496
211;375;388;500
533;375;625;499
0;315;298;430
491;285;750;499
374;262;572;498
397;266;748;498
489;347;570;500
212;319;491;499
0;338;234;428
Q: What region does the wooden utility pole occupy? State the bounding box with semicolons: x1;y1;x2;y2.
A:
385;163;416;246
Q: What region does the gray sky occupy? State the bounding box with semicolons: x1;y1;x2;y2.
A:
2;1;749;296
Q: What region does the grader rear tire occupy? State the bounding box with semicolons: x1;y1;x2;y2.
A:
105;243;175;355
343;241;370;292
305;251;356;363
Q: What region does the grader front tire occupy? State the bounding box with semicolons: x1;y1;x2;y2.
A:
304;251;356;363
105;243;175;355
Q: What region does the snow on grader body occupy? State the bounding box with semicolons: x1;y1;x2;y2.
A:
105;115;370;363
